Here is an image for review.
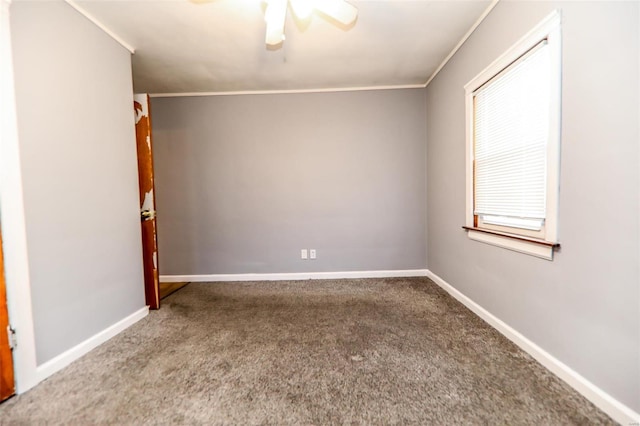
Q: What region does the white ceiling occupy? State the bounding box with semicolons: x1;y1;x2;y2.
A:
72;0;493;94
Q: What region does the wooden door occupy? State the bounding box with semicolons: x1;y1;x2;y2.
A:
0;227;15;402
134;94;160;310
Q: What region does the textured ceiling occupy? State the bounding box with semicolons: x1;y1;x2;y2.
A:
73;0;492;94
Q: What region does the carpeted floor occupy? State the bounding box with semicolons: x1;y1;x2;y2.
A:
0;277;613;425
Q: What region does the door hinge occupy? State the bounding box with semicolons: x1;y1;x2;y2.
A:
7;325;16;350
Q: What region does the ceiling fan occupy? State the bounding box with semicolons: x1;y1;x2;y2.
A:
264;0;358;46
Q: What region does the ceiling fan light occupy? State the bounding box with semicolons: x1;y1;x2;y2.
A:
314;0;357;25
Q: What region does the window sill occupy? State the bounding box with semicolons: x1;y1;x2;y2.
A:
462;226;560;260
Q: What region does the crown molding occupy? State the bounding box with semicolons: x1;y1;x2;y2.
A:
65;0;135;54
149;84;426;98
424;0;500;87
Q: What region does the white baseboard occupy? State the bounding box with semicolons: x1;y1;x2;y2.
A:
425;270;640;425
34;306;149;384
160;269;429;283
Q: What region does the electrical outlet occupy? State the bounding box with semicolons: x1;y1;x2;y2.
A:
301;249;308;260
309;249;316;259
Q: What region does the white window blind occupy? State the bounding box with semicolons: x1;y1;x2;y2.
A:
473;41;551;230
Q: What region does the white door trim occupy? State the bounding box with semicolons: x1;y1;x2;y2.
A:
0;0;39;393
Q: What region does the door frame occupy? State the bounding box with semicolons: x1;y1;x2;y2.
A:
0;0;39;394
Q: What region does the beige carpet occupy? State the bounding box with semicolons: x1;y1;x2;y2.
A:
0;277;612;424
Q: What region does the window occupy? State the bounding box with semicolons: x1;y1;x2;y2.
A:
464;11;561;260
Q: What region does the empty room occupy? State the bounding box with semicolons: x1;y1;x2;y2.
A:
0;0;638;424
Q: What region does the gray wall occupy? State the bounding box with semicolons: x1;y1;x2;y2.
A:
11;1;146;364
426;1;639;411
152;90;427;275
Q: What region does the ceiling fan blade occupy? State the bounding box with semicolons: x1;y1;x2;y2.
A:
314;0;357;26
265;0;288;45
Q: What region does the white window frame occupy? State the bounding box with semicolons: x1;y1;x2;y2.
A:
464;10;562;260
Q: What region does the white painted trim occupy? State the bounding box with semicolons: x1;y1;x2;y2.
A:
35;307;148;383
424;0;499;87
149;84;425;98
463;10;561;92
464;77;474;228
467;230;553;260
64;0;135;54
0;0;39;394
544;19;562;243
425;270;640;425
160;269;429;283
